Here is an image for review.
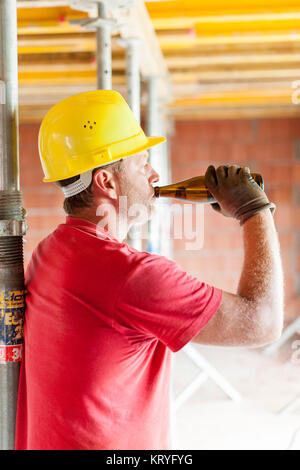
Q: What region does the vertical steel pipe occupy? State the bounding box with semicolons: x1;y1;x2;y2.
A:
96;2;112;90
0;0;25;450
146;76;171;257
146;77;160;254
0;0;19;192
122;37;142;250
125;38;141;124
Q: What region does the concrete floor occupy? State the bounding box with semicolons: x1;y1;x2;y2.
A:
171;336;300;450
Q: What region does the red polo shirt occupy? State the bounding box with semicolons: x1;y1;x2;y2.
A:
15;217;222;450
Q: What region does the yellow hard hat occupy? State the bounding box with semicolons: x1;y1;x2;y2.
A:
38;90;166;182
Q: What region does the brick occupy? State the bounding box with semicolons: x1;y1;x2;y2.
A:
281;250;293;274
274;205;294;228
201;275;238;292
174;121;215;144
258;163;293;186
195;121;221;141
218;119;253;142
23;190;63;208
204;209;238;229
292;163;300;183
283;275;297;298
209;141;233;162
257;118;300;141
19;123;39;147
179;271;235;289
174;253;202;273
278;231;294;250
266;187;293;205
292;208;300;228
234;120;254;142
26;214;65;232
258;118;291;140
172;141;212;165
171;142;190;164
162;197;237;234
213;120;236;141
202;230;243;250
284;296;300;322
175;251;243;275
23;236;43;257
288;118;300;139
171;164;208;182
20;161;45;184
294;140;300;161
230;141;253;163
190;141;214;165
173;120;255;144
248;141;294;161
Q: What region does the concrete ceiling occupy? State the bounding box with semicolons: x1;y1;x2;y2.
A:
16;0;300;122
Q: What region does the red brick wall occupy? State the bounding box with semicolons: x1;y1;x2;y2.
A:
20;118;300;322
20;123;65;265
170;119;300;323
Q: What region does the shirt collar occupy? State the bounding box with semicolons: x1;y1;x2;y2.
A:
65;216;119;242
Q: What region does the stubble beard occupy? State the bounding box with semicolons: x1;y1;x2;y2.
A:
118;174;154;226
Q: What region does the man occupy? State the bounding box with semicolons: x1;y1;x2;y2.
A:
15;90;283;450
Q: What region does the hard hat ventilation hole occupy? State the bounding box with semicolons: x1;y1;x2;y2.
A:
83;121;97;130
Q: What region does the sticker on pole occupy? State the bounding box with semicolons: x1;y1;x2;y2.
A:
0;289;25;363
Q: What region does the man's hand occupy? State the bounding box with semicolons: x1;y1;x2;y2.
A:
205;164;276;225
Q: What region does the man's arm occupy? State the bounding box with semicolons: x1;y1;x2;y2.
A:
192;166;284;348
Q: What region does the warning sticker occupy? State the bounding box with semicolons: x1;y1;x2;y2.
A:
0;289;25;362
0;290;25;309
0;345;23;363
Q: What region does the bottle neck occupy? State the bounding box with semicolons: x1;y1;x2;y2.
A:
154;176;215;203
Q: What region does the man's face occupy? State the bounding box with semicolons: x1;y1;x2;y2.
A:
116;151;160;226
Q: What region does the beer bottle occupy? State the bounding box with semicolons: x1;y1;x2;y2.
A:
154;173;264;204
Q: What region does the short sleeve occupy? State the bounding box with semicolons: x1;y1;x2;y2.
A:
115;254;223;352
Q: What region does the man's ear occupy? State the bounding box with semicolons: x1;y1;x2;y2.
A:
93;169;118;200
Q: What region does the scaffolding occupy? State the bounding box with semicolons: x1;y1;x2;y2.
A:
0;0;26;450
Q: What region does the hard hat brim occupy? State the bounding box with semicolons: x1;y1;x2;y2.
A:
130;135;167;156
43;135;167;182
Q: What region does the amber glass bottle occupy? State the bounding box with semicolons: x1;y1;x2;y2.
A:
154;173;264;203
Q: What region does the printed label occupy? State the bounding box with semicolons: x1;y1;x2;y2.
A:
0;289;25;362
0;344;23;363
0;290;25;308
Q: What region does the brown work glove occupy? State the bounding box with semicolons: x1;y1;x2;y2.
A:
205;165;276;226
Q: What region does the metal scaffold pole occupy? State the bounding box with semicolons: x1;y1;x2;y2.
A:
0;0;26;450
119;37;142;250
96;2;112;90
146;76;171;258
69;1;117;90
123;37;141;124
146;76;160;254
